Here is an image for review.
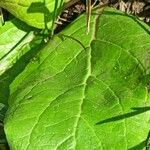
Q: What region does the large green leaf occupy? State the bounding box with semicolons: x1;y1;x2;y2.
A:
4;8;150;149
0;0;68;29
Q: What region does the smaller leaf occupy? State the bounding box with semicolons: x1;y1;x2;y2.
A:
0;18;44;113
0;0;66;29
0;18;44;76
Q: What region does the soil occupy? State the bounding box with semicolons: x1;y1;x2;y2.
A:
55;0;150;33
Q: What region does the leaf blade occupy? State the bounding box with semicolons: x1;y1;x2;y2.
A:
4;8;150;150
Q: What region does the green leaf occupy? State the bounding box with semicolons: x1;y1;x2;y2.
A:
0;18;45;148
0;18;44;117
0;19;33;76
4;8;150;149
0;18;31;111
0;0;66;29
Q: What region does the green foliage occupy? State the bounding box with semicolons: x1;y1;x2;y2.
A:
0;0;66;29
0;1;150;149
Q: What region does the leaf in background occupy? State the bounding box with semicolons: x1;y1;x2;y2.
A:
0;19;33;76
0;0;67;29
0;18;44;119
0;18;46;149
4;8;150;150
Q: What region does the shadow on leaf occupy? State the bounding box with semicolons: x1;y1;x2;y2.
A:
96;106;150;125
27;1;52;30
128;130;150;150
0;30;45;117
128;139;146;150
